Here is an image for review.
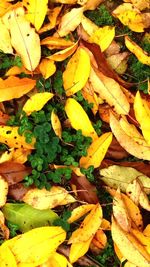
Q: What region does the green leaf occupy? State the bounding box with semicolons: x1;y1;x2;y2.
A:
2;203;58;233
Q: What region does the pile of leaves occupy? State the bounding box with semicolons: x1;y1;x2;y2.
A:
0;0;150;266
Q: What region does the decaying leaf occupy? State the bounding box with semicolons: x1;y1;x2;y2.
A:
112;3;145;32
112;217;150;267
4;226;66;266
0;76;36;102
23;0;48;31
51;110;62;139
100;165;150;194
90;26;115;52
68;203;102;243
63;47;91;96
109;112;150;160
134;91;150;144
65;98;98;140
23;92;54;116
23;186;76;210
57;7;84;37
3;7;41;71
89;67;130;115
125;36;150;66
80;132;113;169
39;59;56;79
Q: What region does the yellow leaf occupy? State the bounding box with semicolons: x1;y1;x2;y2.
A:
100;165;150;194
89;67;130;115
63;47;91;96
0;76;35;102
23;186;76;210
47;41;78;62
0;243;17;267
111;217;150;267
68;204;102;243
39;6;62;34
39;59;56;79
68;204;95;223
23;92;54;116
125;36;150;66
131;228;150;254
65;98;97;140
5;66;32;76
5;226;66;266
0;0;12;16
107;52;129;75
80;132;112;169
112;3;145;32
82;81;99;115
0;176;8;207
12;148;31;164
81;15;99;36
90;26;115;52
123;0;150;11
41;252;68;267
0;18;12;54
51;110;62;139
3;7;41;71
69;237;93;263
113;189;131;232
57;7;84;37
23;0;48;31
109;112;150;160
134;91;150;144
84;0;104;10
0;126;35;149
41;37;74;50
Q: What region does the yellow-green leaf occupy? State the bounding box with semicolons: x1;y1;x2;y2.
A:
63;47;91;96
23;0;48;31
51;110;62;139
23;92;54;116
65;98;98;141
80;132;112;169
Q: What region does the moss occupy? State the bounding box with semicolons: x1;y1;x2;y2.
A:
85;4;114;26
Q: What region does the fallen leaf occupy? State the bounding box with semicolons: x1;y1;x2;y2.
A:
68;204;95;223
84;0;104;10
123;0;149;11
41;36;74;50
57;7;84;37
125;36;150;66
134;91;150;144
23;186;76;210
109;112;150;160
0;76;36;102
51;110;62;139
11;148;31;164
71;172;98;204
0;18;12;53
68;203;102;243
107;52;129;74
8;183;29;200
63;47;91;96
0;161;31;185
69;237;93;264
0;125;35;149
90;229;107;253
39;59;56;79
4;226;66;266
82;81;99;115
23;0;48;31
3;203;58;233
112;3;145;32
23;92;54;116
80;132;113;169
47;41;78;61
105;137;129;160
100;165;150;194
89;67;130;114
3;7;41;71
0;243;17;266
131;228;150;255
111;217;150;267
90;26;115;52
81;15;99;36
0;176;8;207
0;0;12;16
65;98;98;140
41;252;69;267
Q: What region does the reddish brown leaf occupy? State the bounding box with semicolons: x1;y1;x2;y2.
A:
106;137;129;160
81;40;133;89
8;183;30;200
0;112;10;125
71;172;98;204
0;162;32;185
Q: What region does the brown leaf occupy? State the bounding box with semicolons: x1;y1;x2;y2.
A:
8;183;30;200
106;137;129;160
81;40;133;88
0;162;32;185
0;112;9;125
71;172;98;204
